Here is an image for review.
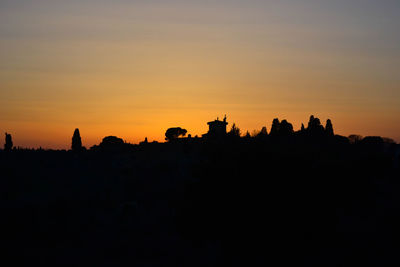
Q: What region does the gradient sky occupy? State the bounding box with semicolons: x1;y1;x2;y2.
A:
1;0;399;148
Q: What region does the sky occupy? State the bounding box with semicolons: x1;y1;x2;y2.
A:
1;0;399;148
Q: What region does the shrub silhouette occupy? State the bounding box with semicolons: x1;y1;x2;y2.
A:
165;127;187;142
4;133;13;151
71;128;83;151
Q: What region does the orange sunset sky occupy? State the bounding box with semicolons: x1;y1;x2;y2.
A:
1;0;399;149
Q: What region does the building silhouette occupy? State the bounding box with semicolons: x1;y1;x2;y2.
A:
204;115;228;139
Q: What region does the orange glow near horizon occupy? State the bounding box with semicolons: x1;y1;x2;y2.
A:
1;1;399;149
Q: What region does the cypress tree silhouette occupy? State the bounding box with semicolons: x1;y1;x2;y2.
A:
71;128;82;151
325;119;334;136
307;115;315;129
4;133;13;151
270;118;280;136
301;123;305;132
307;115;325;135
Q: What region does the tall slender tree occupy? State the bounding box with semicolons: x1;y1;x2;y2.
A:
71;128;82;151
270;118;280;136
4;133;13;151
307;115;315;129
325;119;334;136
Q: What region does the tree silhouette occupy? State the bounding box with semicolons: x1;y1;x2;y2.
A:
71;128;82;151
382;137;396;144
301;123;305;132
307;115;325;135
165;127;187;142
256;126;268;137
307;115;315;129
270;118;280;136
228;123;241;137
4;133;13;151
348;135;363;144
101;136;124;146
279;120;294;136
261;126;268;135
325;119;334;136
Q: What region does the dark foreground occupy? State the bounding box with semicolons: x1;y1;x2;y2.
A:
1;137;400;266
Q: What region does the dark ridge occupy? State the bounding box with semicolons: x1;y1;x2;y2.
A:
1;115;399;266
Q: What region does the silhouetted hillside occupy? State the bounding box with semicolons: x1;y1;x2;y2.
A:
1;116;399;266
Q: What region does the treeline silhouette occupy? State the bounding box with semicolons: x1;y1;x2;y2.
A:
2;115;397;152
1;115;400;266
